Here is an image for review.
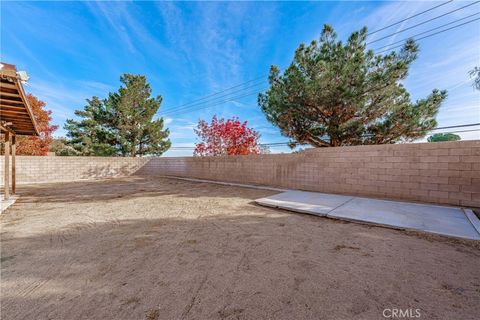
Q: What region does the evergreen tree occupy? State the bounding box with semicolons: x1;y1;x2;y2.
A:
49;138;80;156
64;74;170;156
65;97;116;156
259;25;447;147
107;74;170;156
427;133;461;142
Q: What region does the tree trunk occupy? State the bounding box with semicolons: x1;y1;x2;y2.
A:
131;143;136;157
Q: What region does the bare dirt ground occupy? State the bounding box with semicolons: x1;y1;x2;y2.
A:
1;177;479;320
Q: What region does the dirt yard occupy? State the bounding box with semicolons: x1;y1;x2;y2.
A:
1;177;479;320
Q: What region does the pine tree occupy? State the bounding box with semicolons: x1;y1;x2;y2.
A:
64;74;170;156
259;25;447;147
64;97;117;156
107;74;170;156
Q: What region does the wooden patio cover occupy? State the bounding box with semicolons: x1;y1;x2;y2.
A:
1;62;40;199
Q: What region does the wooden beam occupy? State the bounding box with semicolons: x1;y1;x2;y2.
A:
9;126;35;130
0;115;31;121
0;109;30;116
0;87;18;95
11;135;16;194
4;131;10;200
0;122;36;136
0;113;29;120
0;90;20;97
3;125;34;131
8;127;35;131
0;81;17;90
0;96;23;103
1;121;33;127
0;116;32;122
14;78;40;136
0;121;32;127
13;131;36;135
0;123;15;135
0;105;27;111
0;100;24;107
9;127;35;131
0;92;22;100
1;75;39;136
3;119;36;124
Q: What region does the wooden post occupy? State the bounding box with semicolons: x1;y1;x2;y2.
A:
4;131;10;200
11;134;16;194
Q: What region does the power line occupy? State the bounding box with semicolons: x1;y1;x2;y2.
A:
441;128;480;134
160;1;473;117
160;80;266;113
161;89;265;117
170;129;480;150
374;14;480;51
367;0;454;36
367;2;480;45
166;26;476;117
375;16;480;53
161;88;267;117
172;123;480;149
162;75;266;112
432;122;480;130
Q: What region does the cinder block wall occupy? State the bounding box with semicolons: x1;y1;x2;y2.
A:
0;156;149;185
137;140;479;208
1;141;478;207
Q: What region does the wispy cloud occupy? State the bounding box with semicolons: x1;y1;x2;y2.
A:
8;35;57;80
76;80;116;93
4;1;478;145
85;1;137;55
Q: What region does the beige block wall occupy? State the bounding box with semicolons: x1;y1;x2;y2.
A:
0;156;149;185
136;140;480;208
1;140;479;207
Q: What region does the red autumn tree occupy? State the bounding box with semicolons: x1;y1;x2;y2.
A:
16;94;58;155
194;115;263;156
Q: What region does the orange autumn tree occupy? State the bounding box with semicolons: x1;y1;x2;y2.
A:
194;115;263;156
16;94;58;155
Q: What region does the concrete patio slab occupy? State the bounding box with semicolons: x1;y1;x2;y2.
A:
1;195;19;214
255;190;353;216
329;197;480;240
256;191;480;240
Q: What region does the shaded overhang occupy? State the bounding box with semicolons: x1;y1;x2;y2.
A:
0;62;40;136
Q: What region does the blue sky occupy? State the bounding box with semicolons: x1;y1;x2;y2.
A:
2;1;479;156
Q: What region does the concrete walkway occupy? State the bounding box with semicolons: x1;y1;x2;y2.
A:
256;190;480;240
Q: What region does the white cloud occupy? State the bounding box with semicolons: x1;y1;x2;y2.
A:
85;1;137;54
